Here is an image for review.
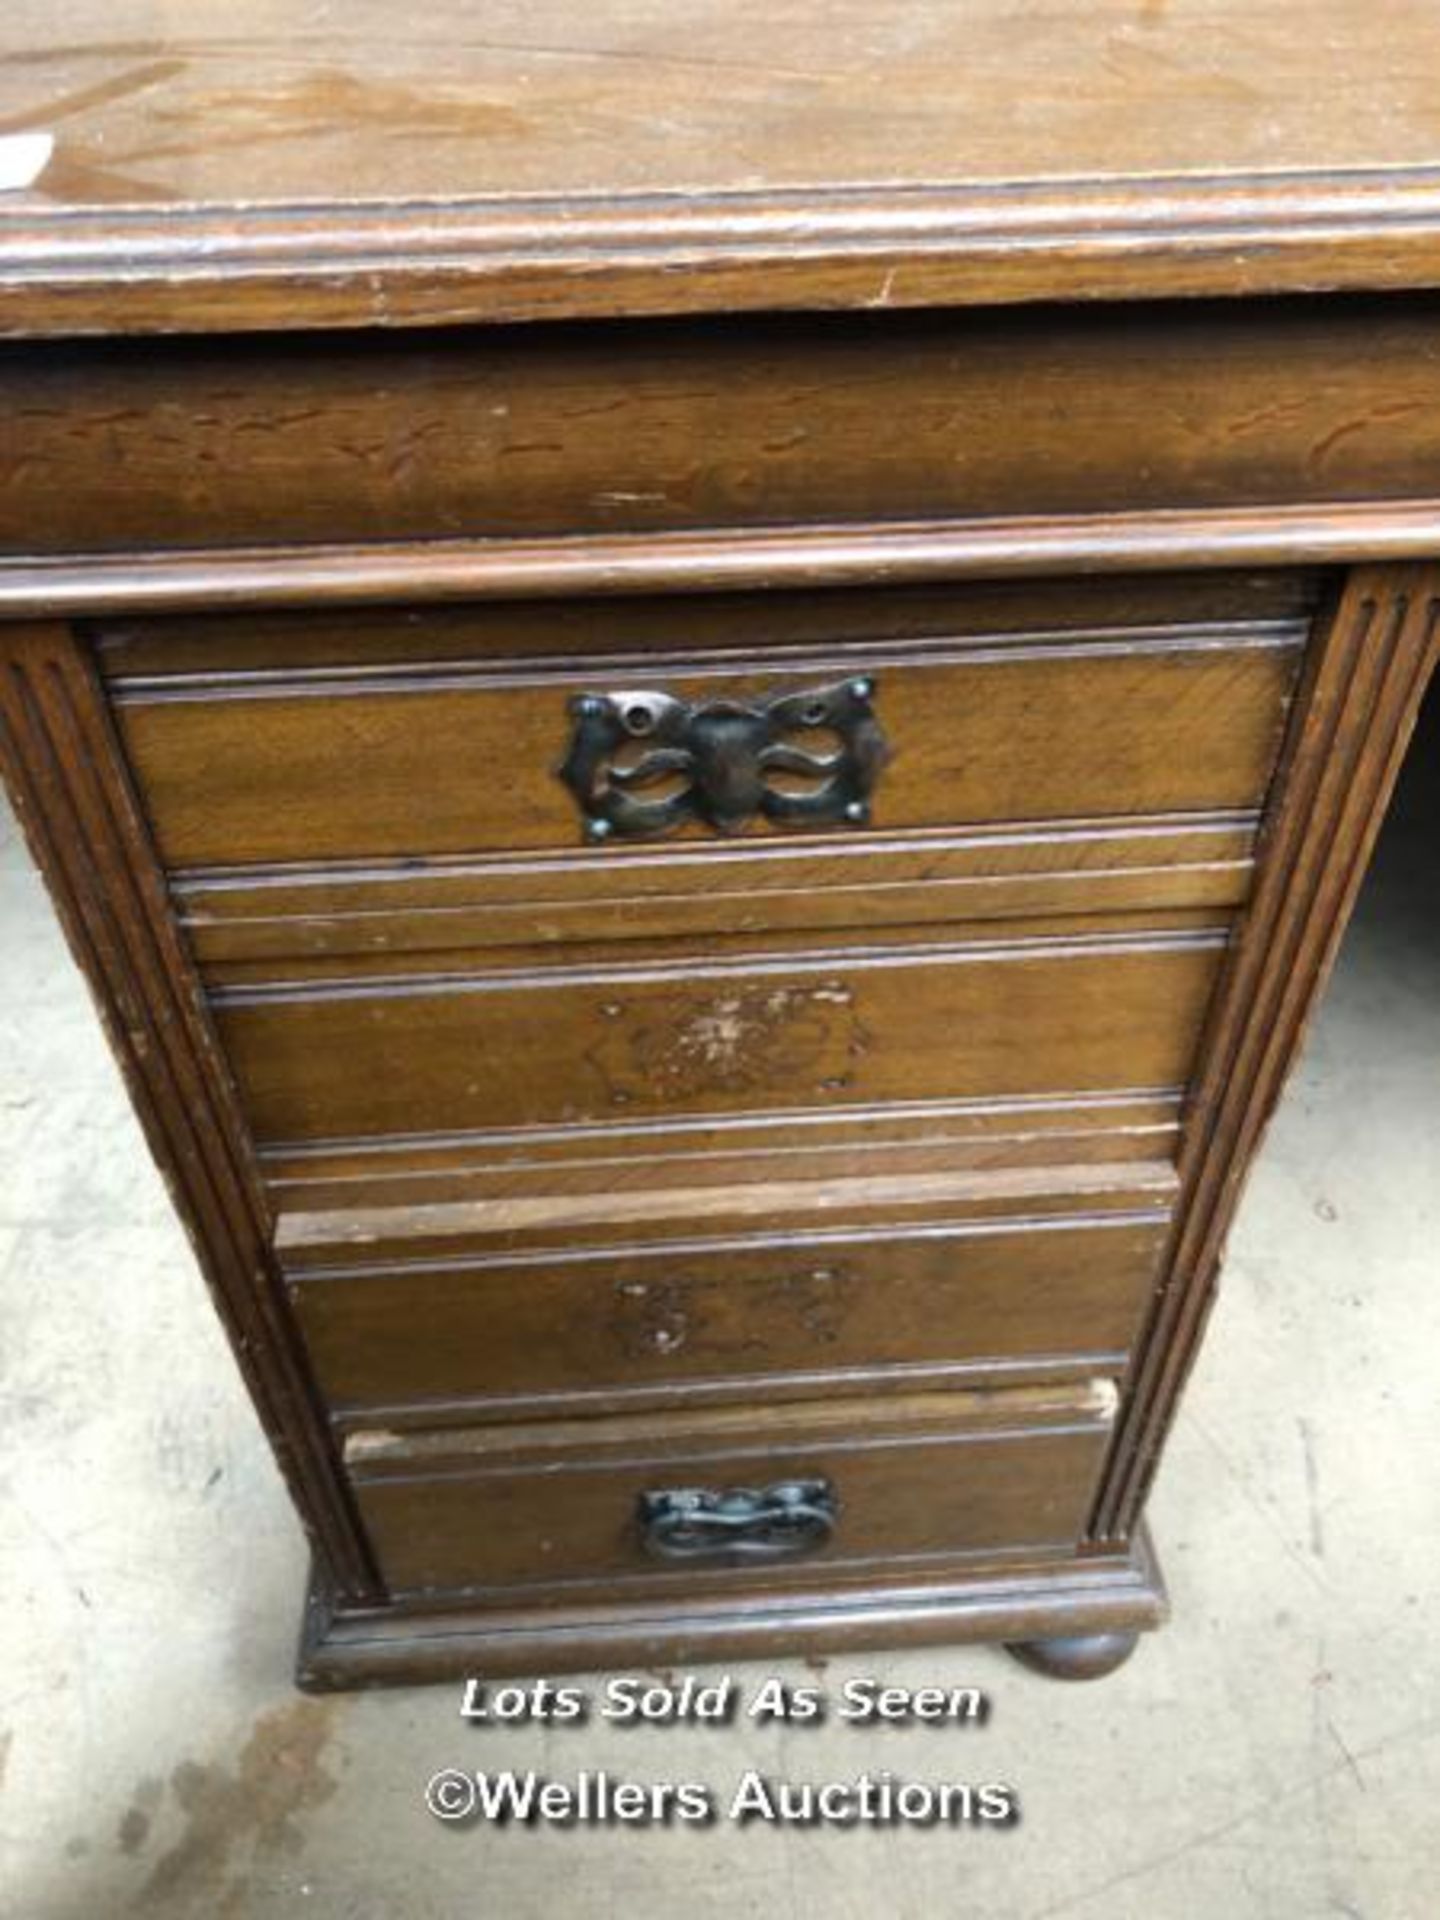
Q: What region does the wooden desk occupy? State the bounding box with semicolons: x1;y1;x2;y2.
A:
2;1;1437;1687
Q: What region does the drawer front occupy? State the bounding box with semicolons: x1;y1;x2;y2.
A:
9;300;1440;555
265;1086;1185;1218
294;1206;1168;1419
213;925;1227;1147
179;816;1258;971
346;1384;1116;1598
107;588;1304;868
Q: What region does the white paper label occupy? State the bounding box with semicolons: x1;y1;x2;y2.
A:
0;133;55;192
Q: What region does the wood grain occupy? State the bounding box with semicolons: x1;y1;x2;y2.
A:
290;1202;1169;1421
8;4;1440;329
298;1528;1166;1687
7;2;1440;207
262;1088;1186;1217
175;815;1260;969
109;620;1301;868
211;926;1231;1148
0;504;1433;618
93;573;1318;675
4;0;1438;1689
280;1156;1178;1263
0;621;381;1601
7;302;1440;552
345;1381;1118;1598
1096;564;1440;1536
15;178;1440;338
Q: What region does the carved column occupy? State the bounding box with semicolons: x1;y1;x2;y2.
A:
1096;562;1440;1537
0;620;381;1603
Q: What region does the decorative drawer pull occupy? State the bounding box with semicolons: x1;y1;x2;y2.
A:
638;1478;838;1560
559;675;889;841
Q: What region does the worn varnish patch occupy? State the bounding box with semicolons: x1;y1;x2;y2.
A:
596;980;865;1103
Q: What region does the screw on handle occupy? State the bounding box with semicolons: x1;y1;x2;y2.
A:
558;676;889;841
637;1478;838;1560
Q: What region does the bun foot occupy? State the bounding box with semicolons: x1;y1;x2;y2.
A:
1006;1629;1141;1681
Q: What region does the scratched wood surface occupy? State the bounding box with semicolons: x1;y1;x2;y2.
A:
5;0;1440;207
107;619;1303;867
289;1204;1169;1421
345;1383;1116;1598
7;3;1440;329
9;304;1440;555
211;926;1229;1146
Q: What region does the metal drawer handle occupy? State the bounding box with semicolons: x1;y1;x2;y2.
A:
559;675;889;841
637;1478;838;1561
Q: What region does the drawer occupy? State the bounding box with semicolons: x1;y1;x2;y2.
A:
180;816;1259;971
265;1085;1185;1216
9;300;1440;555
345;1382;1118;1599
103;575;1307;870
292;1198;1169;1420
212;920;1229;1147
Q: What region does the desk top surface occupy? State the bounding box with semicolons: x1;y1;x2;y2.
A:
6;0;1440;335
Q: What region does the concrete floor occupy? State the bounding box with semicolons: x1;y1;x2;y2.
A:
1;691;1437;1920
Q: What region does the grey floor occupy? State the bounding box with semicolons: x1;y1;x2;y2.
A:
1;693;1437;1920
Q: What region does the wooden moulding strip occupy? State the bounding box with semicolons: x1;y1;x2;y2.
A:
3;500;1440;616
8;163;1440;333
1094;564;1440;1538
0;622;384;1601
296;1527;1168;1689
277;1159;1180;1262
